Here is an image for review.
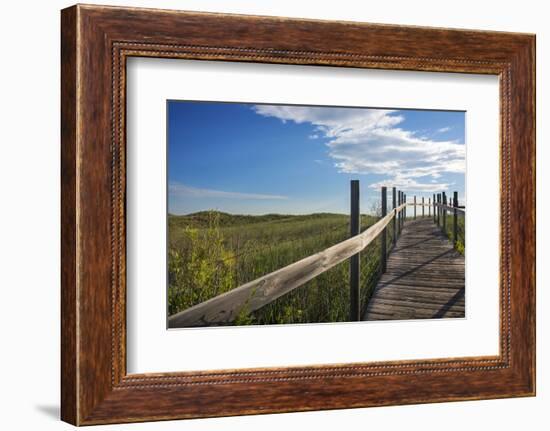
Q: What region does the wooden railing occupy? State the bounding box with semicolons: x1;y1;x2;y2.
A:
361;188;467;250
168;184;464;328
432;191;466;247
402;191;466;246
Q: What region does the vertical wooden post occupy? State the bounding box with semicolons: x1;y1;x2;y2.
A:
349;180;360;321
381;187;387;273
399;192;405;231
403;192;405;225
401;192;407;230
398;191;402;235
437;193;441;226
453;191;458;246
392;187;397;247
422;196;430;218
433;194;436;223
413;195;417;219
401;191;405;231
442;191;447;233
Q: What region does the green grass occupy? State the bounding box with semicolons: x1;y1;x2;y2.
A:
439;212;466;255
168;210;388;325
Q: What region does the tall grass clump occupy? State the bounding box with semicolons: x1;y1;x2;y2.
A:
168;211;235;316
441;212;466;255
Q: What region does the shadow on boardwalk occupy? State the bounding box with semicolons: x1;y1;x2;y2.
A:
363;217;465;321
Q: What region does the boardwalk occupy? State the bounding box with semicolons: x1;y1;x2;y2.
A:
363;217;465;321
168;184;466;328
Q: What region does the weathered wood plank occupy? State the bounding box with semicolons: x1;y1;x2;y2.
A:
435;203;466;214
366;299;464;313
387;259;465;266
364;217;465;321
377;280;465;290
169;203;406;327
374;289;465;304
380;275;465;286
364;310;465;320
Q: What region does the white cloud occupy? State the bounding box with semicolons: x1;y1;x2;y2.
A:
169;182;288;200
253;105;464;193
370;176;450;192
308;134;319;139
437;126;452;133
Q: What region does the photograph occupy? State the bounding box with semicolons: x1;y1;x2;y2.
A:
167;101;466;328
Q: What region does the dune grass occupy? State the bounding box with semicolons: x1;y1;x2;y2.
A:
439;212;466;255
168;210;388;325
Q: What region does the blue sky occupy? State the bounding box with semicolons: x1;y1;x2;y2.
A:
168;101;465;215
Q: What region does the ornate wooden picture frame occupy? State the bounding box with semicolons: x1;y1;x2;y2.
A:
61;4;535;425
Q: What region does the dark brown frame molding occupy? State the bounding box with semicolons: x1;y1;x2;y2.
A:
61;4;535;425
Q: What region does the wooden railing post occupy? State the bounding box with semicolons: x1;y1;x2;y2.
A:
433;193;436;223
381;187;387;273
422;196;430;218
453;191;458;246
349;180;360;321
398;191;402;235
392;187;397;247
442;191;447;233
401;192;407;230
414;195;417;219
397;190;401;235
404;193;407;221
437;193;441;226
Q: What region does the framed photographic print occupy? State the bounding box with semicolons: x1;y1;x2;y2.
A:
61;4;535;425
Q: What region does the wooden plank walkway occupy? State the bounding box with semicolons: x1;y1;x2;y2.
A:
363;217;465;321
